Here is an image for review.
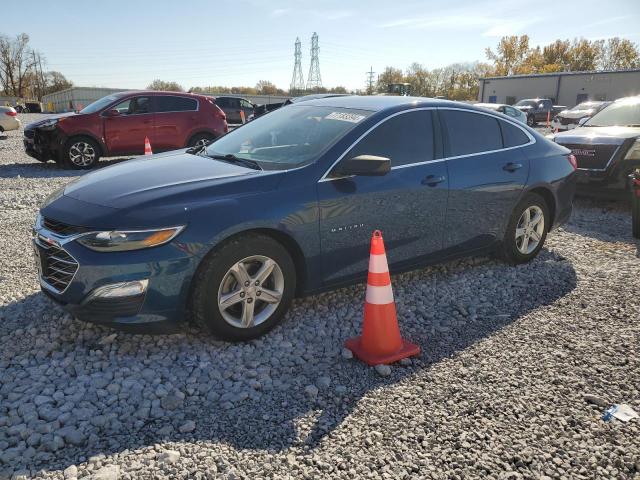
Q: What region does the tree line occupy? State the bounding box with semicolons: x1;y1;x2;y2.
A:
2;32;639;102
0;33;72;99
377;35;640;101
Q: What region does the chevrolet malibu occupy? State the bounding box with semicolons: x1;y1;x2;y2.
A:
33;96;576;340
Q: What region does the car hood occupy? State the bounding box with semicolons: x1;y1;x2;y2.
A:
515;105;532;111
553;126;640;146
26;112;77;129
62;150;272;210
558;110;593;120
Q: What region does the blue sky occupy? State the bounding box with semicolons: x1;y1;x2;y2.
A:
3;0;639;91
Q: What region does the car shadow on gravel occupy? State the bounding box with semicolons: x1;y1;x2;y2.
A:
0;157;133;179
0;249;577;474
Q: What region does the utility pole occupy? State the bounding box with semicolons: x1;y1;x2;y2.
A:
366;66;375;95
306;32;322;92
289;37;305;95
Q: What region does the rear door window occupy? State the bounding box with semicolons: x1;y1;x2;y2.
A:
156;96;197;112
500;120;530;148
441;110;503;156
346;110;435;167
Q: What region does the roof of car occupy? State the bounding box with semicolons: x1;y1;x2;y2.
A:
298;95;471;112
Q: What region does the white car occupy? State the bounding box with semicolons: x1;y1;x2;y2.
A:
475;103;527;124
0;106;21;133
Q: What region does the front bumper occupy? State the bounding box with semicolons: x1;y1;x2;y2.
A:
23;126;64;162
33;222;200;333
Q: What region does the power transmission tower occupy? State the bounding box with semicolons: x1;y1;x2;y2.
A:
366;66;375;95
289;37;305;95
306;32;322;92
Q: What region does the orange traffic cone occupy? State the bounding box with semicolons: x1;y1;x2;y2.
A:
144;136;153;155
240;110;246;124
345;230;420;365
546;110;551;128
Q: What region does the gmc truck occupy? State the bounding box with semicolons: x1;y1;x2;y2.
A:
514;98;567;127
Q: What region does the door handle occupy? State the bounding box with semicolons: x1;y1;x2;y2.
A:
422;175;446;186
503;162;523;172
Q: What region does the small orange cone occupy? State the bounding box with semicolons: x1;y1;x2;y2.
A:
546;110;551;128
144;136;153;155
345;230;420;365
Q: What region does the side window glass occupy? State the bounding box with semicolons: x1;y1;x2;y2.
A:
229;98;241;109
112;99;132;114
132;97;151;114
441;110;503;156
157;96;197;112
501;120;530;148
344;111;435;168
216;98;228;108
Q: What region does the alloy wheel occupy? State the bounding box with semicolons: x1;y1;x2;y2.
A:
69;142;96;167
194;138;210;149
217;255;284;329
515;206;545;255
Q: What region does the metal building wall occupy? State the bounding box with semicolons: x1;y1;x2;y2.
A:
42;87;129;113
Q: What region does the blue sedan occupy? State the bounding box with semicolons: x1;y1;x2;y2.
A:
34;96;576;340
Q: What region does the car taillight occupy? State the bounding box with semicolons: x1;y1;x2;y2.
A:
5;111;17;117
567;154;577;171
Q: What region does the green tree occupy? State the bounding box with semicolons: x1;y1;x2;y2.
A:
376;67;404;94
485;35;531;76
147;79;184;91
597;37;640;69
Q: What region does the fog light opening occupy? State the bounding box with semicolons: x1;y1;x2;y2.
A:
87;279;149;300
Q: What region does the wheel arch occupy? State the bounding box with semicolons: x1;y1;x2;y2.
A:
527;186;556;226
191;227;309;299
65;133;106;157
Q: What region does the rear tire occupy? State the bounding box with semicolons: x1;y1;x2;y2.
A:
63;136;101;169
187;133;215;149
190;234;296;341
501;192;550;264
632;192;640;239
527;115;536;127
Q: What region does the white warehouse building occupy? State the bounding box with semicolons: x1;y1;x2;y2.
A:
478;69;640;107
42;87;129;113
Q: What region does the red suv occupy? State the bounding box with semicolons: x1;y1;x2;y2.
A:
24;91;228;169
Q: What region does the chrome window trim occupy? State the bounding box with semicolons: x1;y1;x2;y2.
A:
318;106;536;182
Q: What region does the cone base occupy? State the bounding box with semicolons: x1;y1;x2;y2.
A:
345;336;420;366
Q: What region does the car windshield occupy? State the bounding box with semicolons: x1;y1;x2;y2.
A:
515;100;538;107
584;97;640;127
80;94;127;114
204;105;372;170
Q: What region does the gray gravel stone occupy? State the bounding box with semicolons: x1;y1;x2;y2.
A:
374;364;392;377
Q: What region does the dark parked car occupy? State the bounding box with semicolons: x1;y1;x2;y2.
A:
213;96;255;124
549;96;640;195
24;91;228;169
33;96;576;340
552;101;611;131
515;98;566;127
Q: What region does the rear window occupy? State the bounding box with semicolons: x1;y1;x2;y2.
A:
500;121;530;147
441;110;503;156
156;96;198;112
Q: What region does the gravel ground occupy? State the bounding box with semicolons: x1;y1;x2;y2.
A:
0;114;639;479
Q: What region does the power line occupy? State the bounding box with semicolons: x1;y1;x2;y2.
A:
306;32;322;92
290;37;305;95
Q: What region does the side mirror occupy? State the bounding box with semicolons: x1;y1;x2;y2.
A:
332;154;391;177
104;109;120;117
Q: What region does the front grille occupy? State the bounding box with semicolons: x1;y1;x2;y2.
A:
43;217;90;236
35;239;78;293
560;143;619;170
560;117;575;126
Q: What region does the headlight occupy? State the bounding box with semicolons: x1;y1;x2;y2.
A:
77;226;185;252
39;118;59;129
624;138;640;160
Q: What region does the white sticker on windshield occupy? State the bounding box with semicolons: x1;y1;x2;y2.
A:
325;112;366;123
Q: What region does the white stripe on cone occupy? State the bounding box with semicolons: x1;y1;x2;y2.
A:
365;284;394;305
368;253;389;273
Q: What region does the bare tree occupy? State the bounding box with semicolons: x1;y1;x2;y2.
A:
0;33;38;97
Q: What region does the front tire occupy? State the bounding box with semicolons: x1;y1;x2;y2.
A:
501;192;550;264
527;115;536;127
63;136;101;169
190;234;296;341
187;133;215;149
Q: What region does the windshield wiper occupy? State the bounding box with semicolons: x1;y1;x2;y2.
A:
207;153;262;170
